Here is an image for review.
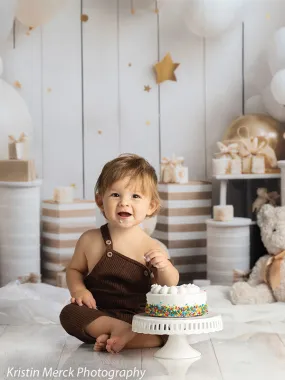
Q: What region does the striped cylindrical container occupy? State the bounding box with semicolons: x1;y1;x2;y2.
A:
41;200;96;286
152;181;212;283
0;181;42;286
206;218;251;285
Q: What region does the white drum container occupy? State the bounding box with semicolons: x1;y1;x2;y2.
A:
0;180;42;286
206;218;251;285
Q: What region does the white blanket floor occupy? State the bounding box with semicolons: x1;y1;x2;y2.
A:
0;283;285;380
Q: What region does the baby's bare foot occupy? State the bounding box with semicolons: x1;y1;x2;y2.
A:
106;327;136;354
93;334;110;352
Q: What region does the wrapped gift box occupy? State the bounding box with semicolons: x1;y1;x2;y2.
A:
152;181;212;283
0;159;36;182
41;199;96;285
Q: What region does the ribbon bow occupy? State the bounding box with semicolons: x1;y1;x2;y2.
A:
161;154;182;167
216;141;239;159
252;188;280;213
8;132;27;143
237;126;268;158
263;250;285;291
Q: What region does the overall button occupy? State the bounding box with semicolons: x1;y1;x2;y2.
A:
107;251;113;258
106;240;112;245
144;270;149;276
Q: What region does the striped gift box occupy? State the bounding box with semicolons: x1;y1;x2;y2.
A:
41;199;96;285
152;182;212;283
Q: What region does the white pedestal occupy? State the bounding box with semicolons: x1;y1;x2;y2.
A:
0;180;42;286
206;218;251;285
132;312;222;360
213;173;281;206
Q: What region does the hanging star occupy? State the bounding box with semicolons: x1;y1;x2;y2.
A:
128;63;132;67
266;13;271;20
153;53;180;84
14;81;22;89
81;14;89;22
47;88;52;93
144;85;151;92
146;121;151;126
98;130;102;135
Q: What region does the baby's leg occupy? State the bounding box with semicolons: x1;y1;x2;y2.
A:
85;316;161;353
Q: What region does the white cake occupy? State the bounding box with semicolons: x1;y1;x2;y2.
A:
145;283;208;318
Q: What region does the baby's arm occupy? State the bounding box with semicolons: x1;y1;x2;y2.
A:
144;241;179;286
66;232;96;309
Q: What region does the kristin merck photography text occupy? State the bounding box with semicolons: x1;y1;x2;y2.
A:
6;366;146;379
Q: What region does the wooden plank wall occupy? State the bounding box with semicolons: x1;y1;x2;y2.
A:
1;0;285;227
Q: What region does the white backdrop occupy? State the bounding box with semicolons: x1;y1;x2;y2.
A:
1;0;285;204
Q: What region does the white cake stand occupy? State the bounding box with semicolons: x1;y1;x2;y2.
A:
132;312;223;360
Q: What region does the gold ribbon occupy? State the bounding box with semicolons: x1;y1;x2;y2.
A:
8;132;27;143
252;188;280;213
215;141;239;159
262;250;285;290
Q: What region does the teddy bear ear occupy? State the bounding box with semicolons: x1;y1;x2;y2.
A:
257;204;275;227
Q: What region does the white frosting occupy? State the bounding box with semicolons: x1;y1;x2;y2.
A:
147;283;207;308
150;283;200;295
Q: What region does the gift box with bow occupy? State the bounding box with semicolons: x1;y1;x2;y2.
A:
237;126;278;174
160;155;188;184
213;141;241;175
8;133;29;160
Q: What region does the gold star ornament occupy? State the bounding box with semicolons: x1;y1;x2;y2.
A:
154;53;180;84
144;85;151;92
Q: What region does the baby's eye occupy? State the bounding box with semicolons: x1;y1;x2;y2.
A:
110;193;120;197
132;194;141;199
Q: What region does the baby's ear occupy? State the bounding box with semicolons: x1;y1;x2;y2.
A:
257;204;275;228
95;193;103;211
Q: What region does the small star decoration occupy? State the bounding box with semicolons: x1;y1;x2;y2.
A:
14;81;22;89
81;14;89;22
154;53;180;84
144;85;151;92
98;130;102;135
146;121;151;126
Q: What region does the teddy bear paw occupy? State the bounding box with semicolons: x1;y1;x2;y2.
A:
230;282;256;305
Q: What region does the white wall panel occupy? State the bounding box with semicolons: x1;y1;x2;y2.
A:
159;0;205;181
205;26;243;178
82;0;119;206
243;0;285;104
118;0;160;174
1;22;42;176
41;0;83;199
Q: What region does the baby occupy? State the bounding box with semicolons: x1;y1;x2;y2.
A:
60;154;179;353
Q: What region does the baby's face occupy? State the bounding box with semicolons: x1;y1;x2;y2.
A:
100;177;155;228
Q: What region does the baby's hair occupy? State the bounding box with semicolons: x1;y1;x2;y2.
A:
95;153;161;216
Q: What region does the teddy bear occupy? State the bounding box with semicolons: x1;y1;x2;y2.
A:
230;204;285;304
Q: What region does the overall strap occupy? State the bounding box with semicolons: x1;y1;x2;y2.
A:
100;224;113;250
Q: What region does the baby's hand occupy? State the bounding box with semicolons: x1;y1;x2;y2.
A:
144;249;171;272
70;289;97;309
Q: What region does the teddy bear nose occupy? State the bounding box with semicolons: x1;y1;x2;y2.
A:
273;228;277;232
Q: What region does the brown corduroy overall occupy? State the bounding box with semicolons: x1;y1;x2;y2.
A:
60;224;157;344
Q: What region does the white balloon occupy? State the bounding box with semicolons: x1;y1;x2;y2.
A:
16;0;66;28
267;27;285;76
245;95;266;114
270;69;285;106
262;85;285;122
0;58;33;159
0;0;17;43
184;0;243;38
